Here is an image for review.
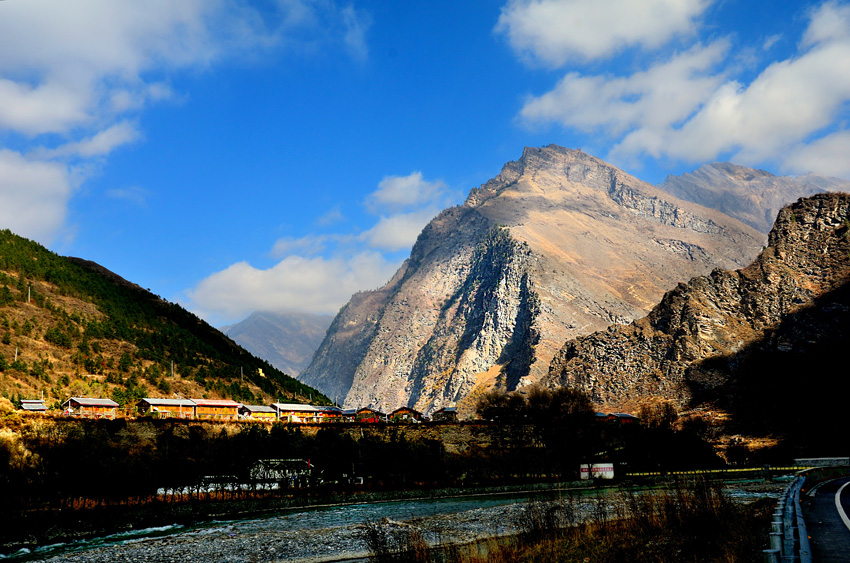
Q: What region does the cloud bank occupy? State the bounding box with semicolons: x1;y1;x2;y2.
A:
188;252;400;320
505;0;850;177
189;171;454;322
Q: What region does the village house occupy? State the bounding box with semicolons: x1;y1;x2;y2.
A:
608;412;640;424
312;405;343;422
62;397;119;419
354;407;385;423
137;398;196;419
431;406;457;422
271;403;342;423
389;406;423;423
192;398;240;420
596;412;640;424
272;403;321;423
20;399;47;413
239;404;277;421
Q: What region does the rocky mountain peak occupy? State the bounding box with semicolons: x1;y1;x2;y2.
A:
465;145;617;208
546;192;850;412
300;146;772;415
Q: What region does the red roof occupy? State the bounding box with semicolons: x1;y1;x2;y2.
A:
192;399;241;407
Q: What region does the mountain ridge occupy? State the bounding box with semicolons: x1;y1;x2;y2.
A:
222;311;332;377
301;145;777;414
544;192;850;415
657;162;843;234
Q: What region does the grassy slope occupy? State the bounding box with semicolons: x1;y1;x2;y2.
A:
0;229;328;407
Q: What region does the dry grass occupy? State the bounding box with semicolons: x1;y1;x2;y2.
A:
473;480;771;563
362;479;772;563
360;518;433;563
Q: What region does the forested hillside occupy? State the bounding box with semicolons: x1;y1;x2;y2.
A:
0;229;327;407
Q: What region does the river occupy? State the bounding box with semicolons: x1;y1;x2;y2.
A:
5;488;593;562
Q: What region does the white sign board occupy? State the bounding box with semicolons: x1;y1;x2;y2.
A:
580;463;615;480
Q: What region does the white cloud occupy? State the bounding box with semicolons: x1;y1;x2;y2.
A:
316;205;344;226
520;41;728;134
762;34;782;51
106;186;151;207
366;171;448;213
0;1;364;137
341;4;372;61
0;150;72;242
653;7;850;164
109;83;177;114
802;0;850;47
188;252;401;322
783;131;850;177
360;171;451;251
38;122;142;159
517;0;850;177
496;0;709;65
196;169;456;321
271;233;350;257
359;208;440;251
0;1;222;136
0;78;90;136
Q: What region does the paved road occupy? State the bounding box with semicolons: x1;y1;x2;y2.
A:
802;476;850;562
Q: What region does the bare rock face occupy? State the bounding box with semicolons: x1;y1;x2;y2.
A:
658;163;850;234
545;193;850;412
301;145;766;414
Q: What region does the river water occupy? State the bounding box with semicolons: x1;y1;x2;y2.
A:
7;488;592;563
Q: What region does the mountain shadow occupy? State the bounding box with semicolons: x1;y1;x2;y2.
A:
685;278;850;455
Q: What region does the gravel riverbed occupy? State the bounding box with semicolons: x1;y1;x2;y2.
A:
19;479;786;562
24;504;531;563
22;498;539;562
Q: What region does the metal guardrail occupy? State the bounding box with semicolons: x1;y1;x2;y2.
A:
764;475;811;563
626;466;811;478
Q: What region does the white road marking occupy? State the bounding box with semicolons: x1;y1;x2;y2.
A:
835;481;850;532
807;479;831;497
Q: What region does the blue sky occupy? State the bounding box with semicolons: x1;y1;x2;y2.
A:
2;0;849;326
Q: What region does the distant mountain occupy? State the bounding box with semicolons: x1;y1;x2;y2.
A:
0;230;328;407
301;145;766;414
658;163;850;234
222;311;332;377
545;193;850;432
